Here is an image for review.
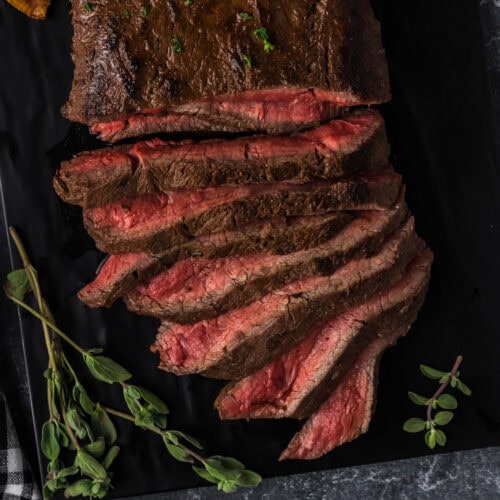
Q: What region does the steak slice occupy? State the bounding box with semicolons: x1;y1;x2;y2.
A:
79;213;355;308
63;0;390;127
215;244;432;421
84;171;402;254
55;111;389;208
124;201;408;323
279;249;432;460
151;219;418;380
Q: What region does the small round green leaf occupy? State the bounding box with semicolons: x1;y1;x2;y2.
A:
221;480;238;493
205;458;242;481
192;465;219;485
136;386;169;415
455;379;472;396
434;429;447;446
41;421;60;461
436;394;458;410
403;418;426;433
83;354;132;384
235;469;262;487
102;446;120;470
425;430;436;449
165;443;194;463
167;430;202;450
433;411;454;426
83;437;106;458
6;269;32;300
91;405;117;445
75;450;107;481
124;385;141;400
408;392;431;406
56;466;79;479
420;364;449;380
64;479;93;497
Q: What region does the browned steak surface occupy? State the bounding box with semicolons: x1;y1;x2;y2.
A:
215;244;432;421
63;0;390;127
151;219;418;380
124;201;408;323
83;171;402;254
55;111;389;208
78;212;355;308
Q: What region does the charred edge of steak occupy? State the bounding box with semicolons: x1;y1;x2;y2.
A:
83;174;403;255
153;220;418;380
279;259;431;460
54;110;389;209
78;212;355;308
122;199;409;323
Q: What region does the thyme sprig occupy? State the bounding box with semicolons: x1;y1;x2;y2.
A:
4;227;261;498
403;355;472;449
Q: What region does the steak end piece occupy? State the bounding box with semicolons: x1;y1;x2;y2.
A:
63;0;390;128
78;212;355;308
279;248;433;460
215;244;432;421
152;219;418;380
84;171;403;254
55;110;389;208
124;197;408;323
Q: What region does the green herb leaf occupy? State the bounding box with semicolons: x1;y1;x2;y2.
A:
56;465;79;479
253;27;275;52
83;437;106;458
455;379;472;396
403;418;426;433
172;37;183;53
425;429;436;449
221;480;238;493
83;354;132;384
55;423;70;448
102;446;120;470
420;364;449;380
124;385;141;400
408;391;431;406
210;455;245;470
41;421;60;460
235;469;262;487
75;450;107;481
91;405;117;445
136;386;169;414
166;430;202;449
433;411;454;426
205;457;242;481
123;8;131;19
242;54;252;68
165;442;194;463
141;5;149;16
73;383;95;415
66;408;87;439
192;465;219;484
6;269;32;300
83;2;93;13
238;11;253;20
64;479;93;497
185;0;192;5
436;393;458;409
434;429;447;446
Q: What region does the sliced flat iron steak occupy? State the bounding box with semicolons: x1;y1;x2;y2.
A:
152;219;417;380
215;243;432;421
55;111;389;208
84;171;403;254
64;0;390;130
78;212;356;308
124;200;408;323
279;247;432;460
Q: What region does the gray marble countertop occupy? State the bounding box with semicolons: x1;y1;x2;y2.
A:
1;2;500;498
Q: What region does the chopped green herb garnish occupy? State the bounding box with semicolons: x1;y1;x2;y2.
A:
238;11;253;21
242;54;252;68
123;8;131;19
83;2;93;12
141;5;149;16
253;27;275;52
172;37;183;53
185;0;192;5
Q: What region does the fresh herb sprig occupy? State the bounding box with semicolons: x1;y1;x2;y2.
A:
253;27;275;52
403;356;472;449
4;227;261;497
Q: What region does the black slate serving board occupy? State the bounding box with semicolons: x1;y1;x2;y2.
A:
1;1;500;497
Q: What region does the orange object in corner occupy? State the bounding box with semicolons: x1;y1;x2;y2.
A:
5;0;50;20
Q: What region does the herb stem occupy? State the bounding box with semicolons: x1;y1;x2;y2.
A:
426;355;463;425
4;293;87;355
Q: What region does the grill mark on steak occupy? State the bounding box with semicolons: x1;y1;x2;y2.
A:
151;219;418;380
124;199;408;323
63;0;390;127
78;212;355;308
55;110;389;208
215;244;432;421
278;248;432;460
83;171;402;254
